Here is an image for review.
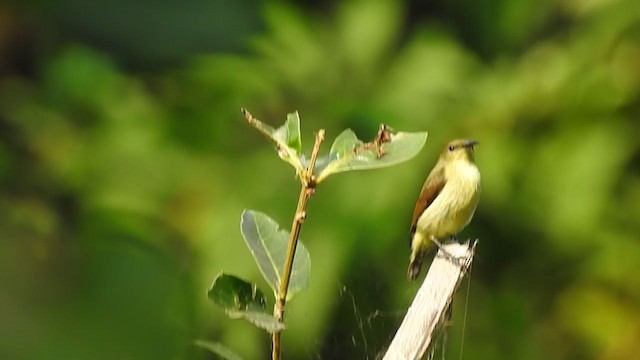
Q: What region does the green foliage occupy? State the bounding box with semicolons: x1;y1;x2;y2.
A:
317;129;428;182
208;273;267;312
243;110;305;175
207;273;284;332
243;110;428;182
240;210;310;299
209;111;426;350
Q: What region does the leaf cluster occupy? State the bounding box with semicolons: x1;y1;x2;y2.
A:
200;111;426;358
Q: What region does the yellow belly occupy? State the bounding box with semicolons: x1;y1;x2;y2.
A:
415;163;480;239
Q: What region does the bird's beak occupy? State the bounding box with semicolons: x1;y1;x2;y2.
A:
463;140;479;148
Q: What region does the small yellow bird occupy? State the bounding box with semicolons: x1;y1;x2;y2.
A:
407;139;481;280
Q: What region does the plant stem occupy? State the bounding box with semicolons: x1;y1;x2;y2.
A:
272;130;325;360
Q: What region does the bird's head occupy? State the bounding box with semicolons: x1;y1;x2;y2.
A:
440;139;478;163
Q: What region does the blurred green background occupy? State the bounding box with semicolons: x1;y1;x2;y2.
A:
1;0;639;359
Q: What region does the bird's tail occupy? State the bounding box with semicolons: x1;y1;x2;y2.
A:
407;248;425;281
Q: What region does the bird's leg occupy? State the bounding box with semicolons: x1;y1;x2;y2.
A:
430;236;467;266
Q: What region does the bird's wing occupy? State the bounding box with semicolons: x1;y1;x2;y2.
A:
409;164;446;245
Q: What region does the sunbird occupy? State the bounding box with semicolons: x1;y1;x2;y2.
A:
407;139;481;280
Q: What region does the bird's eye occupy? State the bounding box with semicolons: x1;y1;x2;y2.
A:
448;145;455;151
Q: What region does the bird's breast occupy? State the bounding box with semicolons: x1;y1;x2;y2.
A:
416;161;480;237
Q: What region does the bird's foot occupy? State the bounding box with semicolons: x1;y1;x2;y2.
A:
430;237;467;267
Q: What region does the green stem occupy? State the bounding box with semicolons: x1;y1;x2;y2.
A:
272;130;325;360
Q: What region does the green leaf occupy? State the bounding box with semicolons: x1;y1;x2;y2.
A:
329;129;363;157
194;340;244;360
316;130;428;182
208;273;267;312
273;112;302;153
312;129;361;175
244;110;304;173
240;210;311;299
225;310;286;332
207;273;285;332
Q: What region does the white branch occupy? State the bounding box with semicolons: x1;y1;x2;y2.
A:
383;241;477;360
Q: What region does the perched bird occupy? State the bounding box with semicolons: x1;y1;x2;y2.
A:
407;139;481;280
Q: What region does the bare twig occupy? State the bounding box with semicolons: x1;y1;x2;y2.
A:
383;241;477;360
272;130;325;360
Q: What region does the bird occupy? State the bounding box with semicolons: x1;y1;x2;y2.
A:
407;139;481;280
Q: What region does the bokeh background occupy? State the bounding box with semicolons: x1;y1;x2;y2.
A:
1;0;639;359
